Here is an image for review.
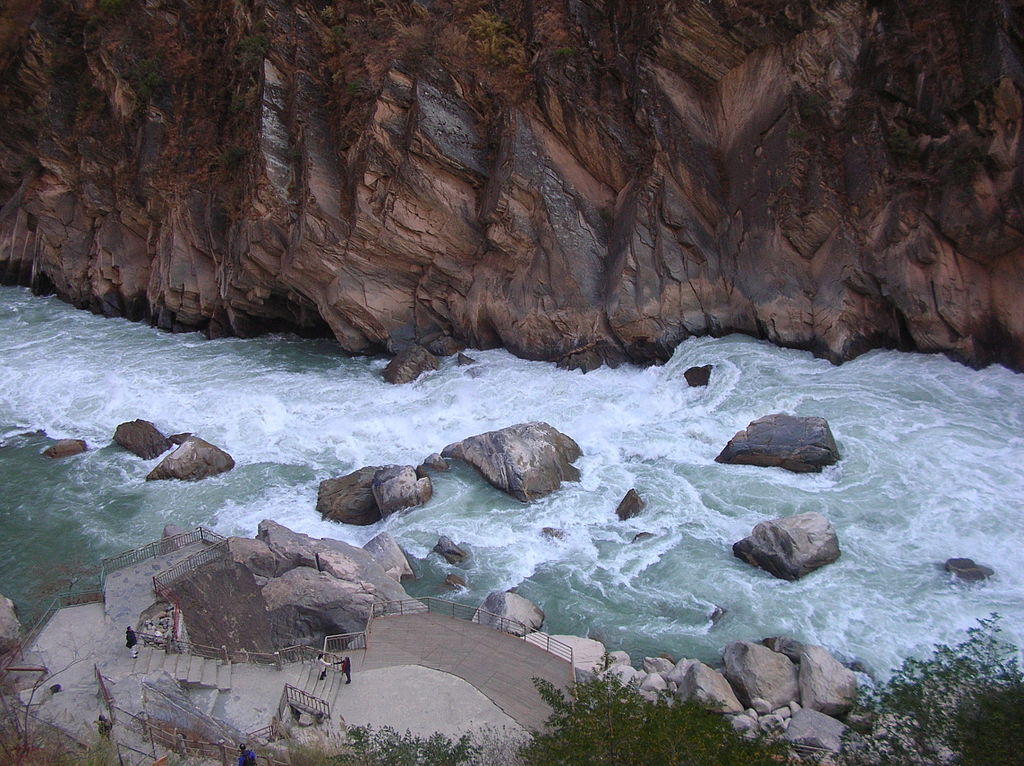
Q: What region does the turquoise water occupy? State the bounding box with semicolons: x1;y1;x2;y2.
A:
2;286;1022;675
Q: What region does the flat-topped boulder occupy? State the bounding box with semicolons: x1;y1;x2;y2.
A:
317;467;382;525
722;641;799;711
145;436;234;481
383;345;439;384
42;439;87;459
442;422;582;502
114;419;172;459
733;512;841;581
476;590;544;636
0;593;20;655
715;414;839;473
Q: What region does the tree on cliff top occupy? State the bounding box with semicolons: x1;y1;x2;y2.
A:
521;674;786;766
840;616;1024;766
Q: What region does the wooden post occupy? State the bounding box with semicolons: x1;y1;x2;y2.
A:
274;651;282;671
222;645;229;663
218;742;228;766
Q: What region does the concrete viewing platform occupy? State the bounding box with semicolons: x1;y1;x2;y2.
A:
10;531;573;757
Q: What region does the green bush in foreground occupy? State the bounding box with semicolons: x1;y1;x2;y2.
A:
840;616;1024;766
521;675;787;766
335;725;478;765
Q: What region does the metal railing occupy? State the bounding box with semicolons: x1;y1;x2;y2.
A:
95;664;116;722
370;597;575;665
100;526;225;585
151;538;230;594
280;682;330;721
323;630;367;653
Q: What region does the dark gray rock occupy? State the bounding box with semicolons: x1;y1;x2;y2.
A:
114;419;172;459
442;421;582;502
715;414;840;473
383;345;439;384
541;527;566;540
945;557;995;582
761;636;805;663
144;436;234;481
42;439;87;459
457;353;475;366
733;512;841;581
442;573;467;591
683;365;713;387
631;532;655;543
432;535;469;564
615;488;646;521
783;708;849;753
371;465;432;517
316;467;382;525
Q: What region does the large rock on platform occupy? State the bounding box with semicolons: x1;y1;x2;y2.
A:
799;645;858;716
476;590;544;636
383;345;439;384
733;512;841;581
0;593;21;656
723;641;799;710
317;467;382;525
362;533;414;582
42;439;87;459
372;465;432;516
677;661;743;713
442;422;582;502
261;567;381;642
114;419;172;459
145;436;234;481
715;414;839;473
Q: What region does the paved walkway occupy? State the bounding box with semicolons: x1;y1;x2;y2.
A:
13;536;574;753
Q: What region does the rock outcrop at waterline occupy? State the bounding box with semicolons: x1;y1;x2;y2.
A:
2;1;1023;372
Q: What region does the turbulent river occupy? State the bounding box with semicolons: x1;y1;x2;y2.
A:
2;285;1022;677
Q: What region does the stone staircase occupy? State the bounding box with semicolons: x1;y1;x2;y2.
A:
290;661;347;703
134;646;233;691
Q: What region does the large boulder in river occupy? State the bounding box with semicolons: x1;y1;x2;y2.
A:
145;436;234;481
383;345;439;384
715;414;839;473
476;590;544;636
432;535;469;564
615;488;646;521
363;532;414;582
0;593;21;655
372;466;432;516
945;557;995;582
799;645;858;716
317;467;382;525
442;422;582;502
114;419;172;459
733;512;841;581
722;641;800;710
42;439;87;459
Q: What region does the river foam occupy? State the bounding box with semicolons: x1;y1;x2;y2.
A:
1;286;1022;675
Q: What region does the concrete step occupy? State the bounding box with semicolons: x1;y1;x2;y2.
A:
174;654;191;683
199;658;218;688
186;655;204;685
133;646;153;673
215;662;232;692
148;648;166;673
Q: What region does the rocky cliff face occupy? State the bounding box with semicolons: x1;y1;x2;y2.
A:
1;0;1022;370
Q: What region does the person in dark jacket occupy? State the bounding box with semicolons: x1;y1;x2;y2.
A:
125;626;138;659
238;743;256;765
341;655;351;684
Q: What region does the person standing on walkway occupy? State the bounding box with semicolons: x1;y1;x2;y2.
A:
341;655;351;684
125;625;138;659
96;714;112;738
238;743;256;765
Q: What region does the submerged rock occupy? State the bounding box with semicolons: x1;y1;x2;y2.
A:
383;345;439;384
145;436;234;481
114;419;172;459
615;488;646;521
683;365;713;387
42;439;87;459
715;414;839;473
945;557;995;582
442;422;582;502
732;512;840;581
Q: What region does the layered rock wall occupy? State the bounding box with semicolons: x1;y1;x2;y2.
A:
1;0;1022;369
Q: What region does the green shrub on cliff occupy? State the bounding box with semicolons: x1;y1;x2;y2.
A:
521;675;786;766
840;616;1024;766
